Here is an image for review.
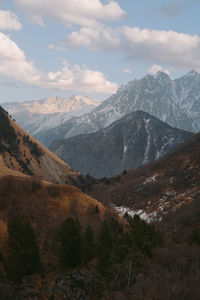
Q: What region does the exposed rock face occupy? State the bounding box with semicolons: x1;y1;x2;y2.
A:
34;71;200;147
50;110;193;178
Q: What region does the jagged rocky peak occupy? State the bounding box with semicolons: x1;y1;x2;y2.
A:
5;70;200;147
153;71;170;80
185;69;199;77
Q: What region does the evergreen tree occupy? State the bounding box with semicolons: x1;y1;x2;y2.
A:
98;221;112;275
5;215;40;282
60;218;82;268
83;225;94;264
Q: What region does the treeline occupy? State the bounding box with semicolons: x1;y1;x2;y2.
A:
0;213;162;287
1;198;200;299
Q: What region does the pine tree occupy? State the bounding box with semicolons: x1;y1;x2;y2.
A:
5;215;41;282
98;221;112;275
83;225;94;264
59;218;82;268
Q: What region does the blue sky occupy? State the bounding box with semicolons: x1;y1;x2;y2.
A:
0;0;200;103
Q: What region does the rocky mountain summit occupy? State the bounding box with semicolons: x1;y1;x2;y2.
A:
50;110;193;178
36;71;199;147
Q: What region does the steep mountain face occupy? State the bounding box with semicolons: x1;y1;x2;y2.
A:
0;106;83;185
2;95;99;137
174;70;200;131
36;71;199;147
88;133;200;220
50;111;193;178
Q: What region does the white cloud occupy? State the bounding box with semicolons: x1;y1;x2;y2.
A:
148;65;170;75
13;0;125;27
123;69;131;74
0;32;118;94
122;27;200;70
64;26;121;51
0;10;22;31
63;25;200;71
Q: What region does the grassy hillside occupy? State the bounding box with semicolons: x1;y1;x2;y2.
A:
0;106;84;185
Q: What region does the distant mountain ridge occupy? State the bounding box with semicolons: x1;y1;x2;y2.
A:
2;95;100;136
35;71;199;147
50;110;193;178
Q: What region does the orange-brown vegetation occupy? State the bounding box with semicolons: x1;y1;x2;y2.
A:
0;175;105;236
0;106;84;185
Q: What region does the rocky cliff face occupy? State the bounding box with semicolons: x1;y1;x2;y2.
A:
36;71;199;147
50;110;193;178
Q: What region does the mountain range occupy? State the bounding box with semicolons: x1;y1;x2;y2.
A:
50;110;193;178
2;95;99;137
34;70;199;147
0;89;200;299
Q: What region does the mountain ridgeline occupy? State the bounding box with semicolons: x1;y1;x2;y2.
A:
2;95;99;138
50;110;193;178
35;70;200;147
0;106;84;185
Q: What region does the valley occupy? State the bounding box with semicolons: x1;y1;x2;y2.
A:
0;71;200;299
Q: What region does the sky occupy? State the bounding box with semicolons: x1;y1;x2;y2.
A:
0;0;200;103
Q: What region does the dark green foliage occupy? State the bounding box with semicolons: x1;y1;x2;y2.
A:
0;106;19;155
128;215;162;257
98;221;112;275
22;135;43;159
190;229;200;245
0;249;4;262
59;218;82;268
5;215;41;282
83;225;94;264
18;159;34;176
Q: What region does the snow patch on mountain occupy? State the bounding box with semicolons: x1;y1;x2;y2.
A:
114;206;158;223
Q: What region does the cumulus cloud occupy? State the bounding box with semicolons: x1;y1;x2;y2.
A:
63;26;121;51
0;32;118;94
63;25;200;71
13;0;125;27
122;27;200;70
0;10;22;30
148;65;170;75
